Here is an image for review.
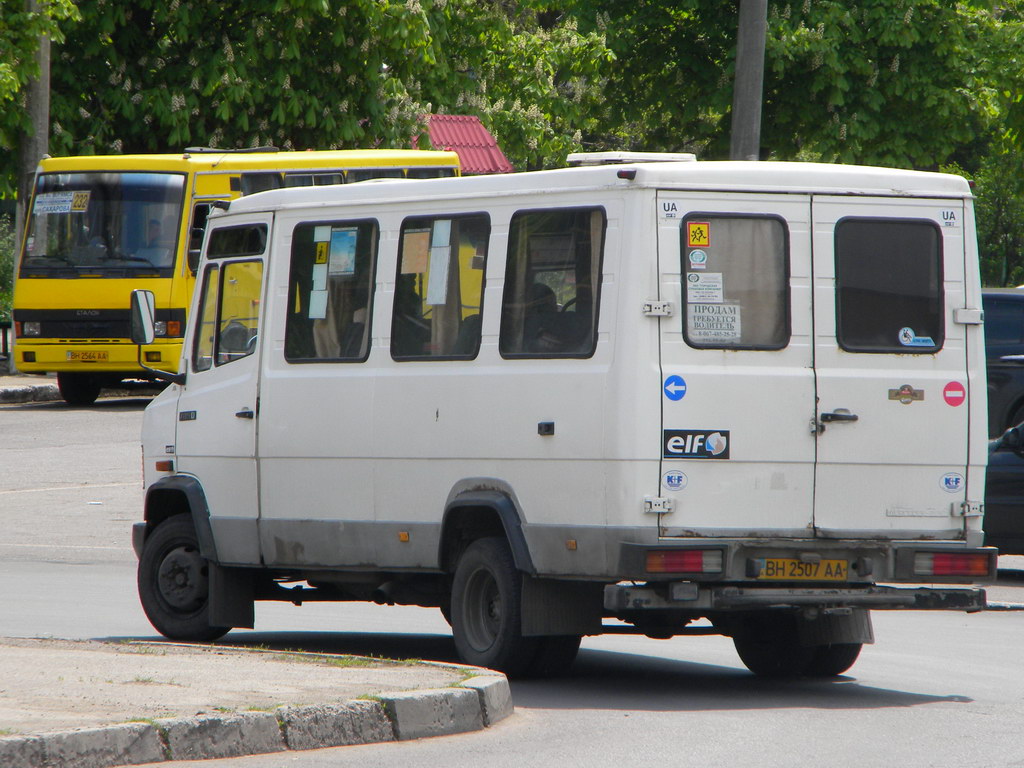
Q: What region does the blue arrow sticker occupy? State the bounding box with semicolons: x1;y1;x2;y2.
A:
664;375;687;401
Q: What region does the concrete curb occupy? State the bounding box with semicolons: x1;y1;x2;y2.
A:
0;381;60;403
0;672;512;768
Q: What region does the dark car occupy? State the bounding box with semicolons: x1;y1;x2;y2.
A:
985;426;1024;554
982;288;1024;437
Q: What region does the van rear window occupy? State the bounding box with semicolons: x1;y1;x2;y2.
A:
835;218;943;353
681;214;789;350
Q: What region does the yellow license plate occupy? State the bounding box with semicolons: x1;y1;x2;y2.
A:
758;558;848;581
66;350;109;362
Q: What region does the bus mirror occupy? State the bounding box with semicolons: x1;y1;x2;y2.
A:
130;289;156;345
187;248;201;274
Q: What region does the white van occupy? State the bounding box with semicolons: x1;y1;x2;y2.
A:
131;155;995;678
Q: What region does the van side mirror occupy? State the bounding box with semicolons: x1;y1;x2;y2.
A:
130;289;186;385
131;289;156;345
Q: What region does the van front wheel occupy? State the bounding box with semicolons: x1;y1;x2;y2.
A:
138;515;229;642
450;537;538;676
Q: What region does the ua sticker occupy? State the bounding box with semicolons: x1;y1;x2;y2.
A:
687;221;710;248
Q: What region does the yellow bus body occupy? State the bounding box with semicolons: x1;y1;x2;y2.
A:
13;149;459;401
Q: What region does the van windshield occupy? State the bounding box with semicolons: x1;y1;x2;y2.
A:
19;171;186;278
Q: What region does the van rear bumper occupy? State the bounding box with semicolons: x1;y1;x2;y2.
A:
604;582;987;613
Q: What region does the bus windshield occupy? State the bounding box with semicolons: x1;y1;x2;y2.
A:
20;172;186;278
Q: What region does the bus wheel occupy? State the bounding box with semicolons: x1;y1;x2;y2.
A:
57;373;102;405
137;515;229;642
803;643;862;677
732;613;815;677
451;537;538;677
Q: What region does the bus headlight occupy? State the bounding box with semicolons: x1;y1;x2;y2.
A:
153;321;167;337
20;321;41;336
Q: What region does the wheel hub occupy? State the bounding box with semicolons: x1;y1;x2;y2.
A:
157;545;208;611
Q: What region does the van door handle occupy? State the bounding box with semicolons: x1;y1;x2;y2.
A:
820;410;858;423
235;408;255;419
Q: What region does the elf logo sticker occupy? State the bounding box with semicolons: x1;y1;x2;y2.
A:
663;429;730;459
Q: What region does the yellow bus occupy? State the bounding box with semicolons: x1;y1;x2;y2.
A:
12;147;461;404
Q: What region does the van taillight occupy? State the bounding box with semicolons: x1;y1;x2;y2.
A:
646;549;723;574
913;552;992;577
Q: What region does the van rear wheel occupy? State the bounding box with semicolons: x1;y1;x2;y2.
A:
138;515;229;642
450;537;538;677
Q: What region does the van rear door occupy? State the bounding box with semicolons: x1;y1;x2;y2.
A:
810;197;970;540
656;192;816;537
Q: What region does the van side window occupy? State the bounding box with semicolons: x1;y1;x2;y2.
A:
192;264;219;372
835;218;943;353
681;214;789;350
391;213;489;360
190;260;263;370
285;220;378;362
499;207;605;358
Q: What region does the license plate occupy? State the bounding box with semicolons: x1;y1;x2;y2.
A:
66;350;108;362
757;558;848;581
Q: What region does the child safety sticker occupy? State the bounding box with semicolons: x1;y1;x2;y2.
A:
686;272;723;303
687;221;710;248
898;327;934;347
663;429;730;459
688;303;740;342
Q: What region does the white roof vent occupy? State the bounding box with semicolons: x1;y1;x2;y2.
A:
566;151;697;167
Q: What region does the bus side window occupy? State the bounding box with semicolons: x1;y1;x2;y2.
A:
187;203;213;274
391;213;490;360
499;207;605;358
284;220;379;362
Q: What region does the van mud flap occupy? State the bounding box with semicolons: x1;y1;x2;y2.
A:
604;584;987;613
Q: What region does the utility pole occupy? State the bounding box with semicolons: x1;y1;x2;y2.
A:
15;0;51;270
10;0;50;372
729;0;767;161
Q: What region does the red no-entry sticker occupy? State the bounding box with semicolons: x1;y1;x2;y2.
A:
943;381;966;407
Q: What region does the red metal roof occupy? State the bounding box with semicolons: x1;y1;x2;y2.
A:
426;114;514;175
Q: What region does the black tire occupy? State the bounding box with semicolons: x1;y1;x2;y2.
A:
450;537;539;677
732;613;815;677
525;635;582;678
137;515;230;642
803;643;862;677
57;373;102;405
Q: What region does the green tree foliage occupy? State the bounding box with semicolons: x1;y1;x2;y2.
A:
570;1;1018;168
11;0;608;179
0;0;78;167
946;150;1024;287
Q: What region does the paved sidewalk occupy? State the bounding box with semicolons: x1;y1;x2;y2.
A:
0;638;512;768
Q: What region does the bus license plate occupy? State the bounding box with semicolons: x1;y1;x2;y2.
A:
66;350;108;362
758;558;848;581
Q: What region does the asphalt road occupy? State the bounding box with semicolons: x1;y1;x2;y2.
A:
4;397;1024;768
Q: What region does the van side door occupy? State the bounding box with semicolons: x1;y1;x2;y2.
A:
173;215;271;564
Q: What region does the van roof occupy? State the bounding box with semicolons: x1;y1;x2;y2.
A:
224;160;972;216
